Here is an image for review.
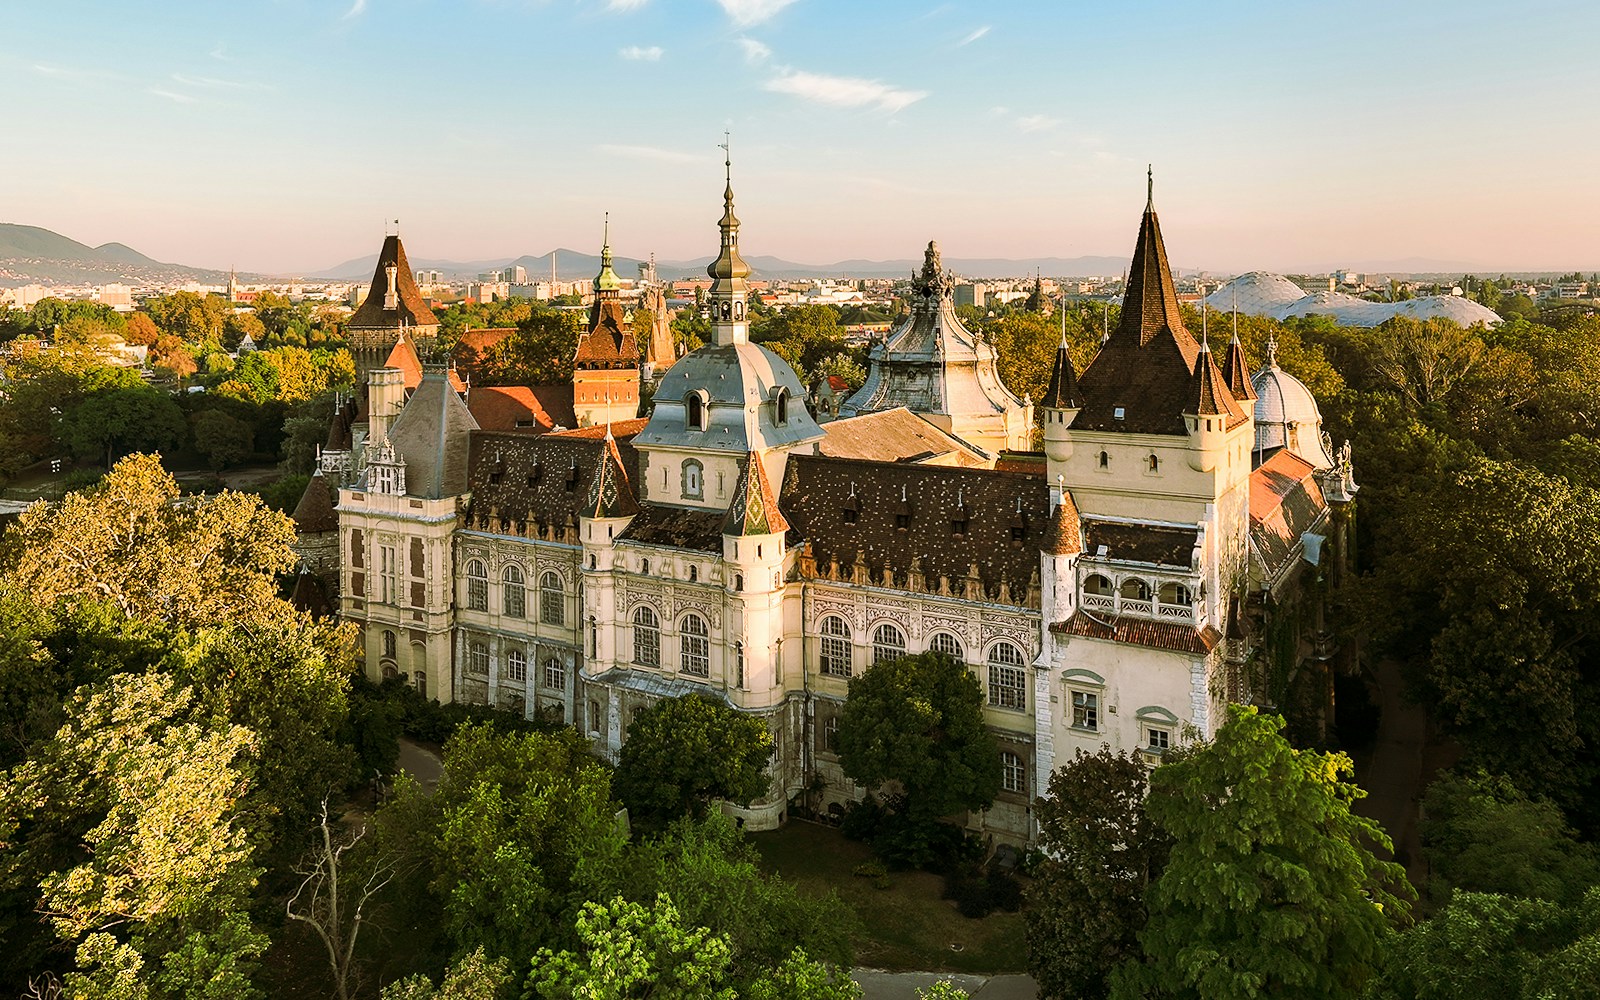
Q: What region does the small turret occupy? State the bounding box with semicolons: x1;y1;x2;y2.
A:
578;429;640;570
1184;335;1240;473
1041;314;1082;465
367;366;406;445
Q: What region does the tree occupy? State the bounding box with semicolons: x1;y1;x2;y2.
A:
612;695;773;831
812;352;867;393
527;894;737;1000
1111;705;1412;1000
192;410;253;471
286;800;396;1000
1029;747;1170;1000
835;652;1000;840
123;313;160;347
380;949;511;1000
4;453;299;629
59;387;186;468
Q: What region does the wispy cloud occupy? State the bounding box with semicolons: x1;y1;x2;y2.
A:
1014;113;1061;133
171;73;266;91
716;0;799;27
738;37;772;64
209;43;228;61
619;45;663;61
33;63;121;84
607;0;650;9
957;25;990;46
148;87;200;105
597;143;705;164
343;0;367;21
764;69;927;114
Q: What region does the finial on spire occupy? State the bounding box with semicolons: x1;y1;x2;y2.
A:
1231;285;1240;342
1265;332;1279;367
603;211;610;247
1146;165;1153;210
1200;297;1209;350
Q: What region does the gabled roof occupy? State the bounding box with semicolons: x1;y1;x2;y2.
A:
582;433;641;519
813;408;990;467
387;368;479;499
324;399;357;451
456;327;516;356
291;469;338;533
723;451;788;536
548;418;650;440
1249;450;1327;578
1071;190;1204;435
348;235;438;330
384;335;466;393
467;385;558;434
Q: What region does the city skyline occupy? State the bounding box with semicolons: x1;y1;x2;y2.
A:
2;0;1597;275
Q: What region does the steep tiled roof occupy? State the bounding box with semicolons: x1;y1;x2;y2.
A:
324;399;357;451
348;235;438;330
618;506;725;553
465;429;642;530
1071;193;1203;435
1052;611;1221;654
1249;450;1327;576
1041;335;1081;409
467;386;558;434
723;452;788;536
582;434;641;519
291;469;338;533
547;418;650;440
1191;342;1249;426
813;408;989;467
1083;520;1198;568
383;335;425;388
782;455;1049;603
387;369;479;499
1045;495;1083;555
1222;333;1257;402
574;298;638;369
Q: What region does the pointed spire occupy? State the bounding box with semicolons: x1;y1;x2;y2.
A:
1045;490;1082;556
706;133;751;346
1042;324;1081;409
723;451;788;536
594;212;621;293
1113;170;1190;348
1146;163;1154;212
583;435;640;519
1221;316;1257;402
1190;336;1241;419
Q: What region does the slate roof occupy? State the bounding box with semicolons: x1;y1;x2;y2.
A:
618;505;726;553
781;454;1049;601
348;235;438;330
1192;342;1248;426
291;469;338;533
325;398;358;451
1249;450;1327;577
1041;335;1081;409
1052;611;1221;654
723;451;788;536
465;428;642;529
387;369;479;499
812;408;989;466
1082;520;1198;568
1071;192;1205;435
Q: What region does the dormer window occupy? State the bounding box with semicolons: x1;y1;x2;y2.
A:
774;388;789;426
895;513;910;531
1113;406;1126;421
951;516;968;536
687;392;706;431
842;506;859;525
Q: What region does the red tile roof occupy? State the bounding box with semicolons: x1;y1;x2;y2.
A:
467;386;558;434
1249;450;1327;575
546;418;649;440
1051;611;1221;654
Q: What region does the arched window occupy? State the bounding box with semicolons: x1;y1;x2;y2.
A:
543;657;566;691
987;641;1027;711
540;572;565;625
774;388;789;425
1084;574;1114;596
1119;578;1152;601
1158;582;1193;607
502;564;526;618
872;623;906;665
680;613;710;676
1097;450;1109;469
686;392;705;431
681;459;703;500
1000;751;1025;793
382;629;397;659
506;648;527;683
468;641;489;676
820;615;852;677
1148;454;1160;472
734;300;744;320
929;631;964;661
688;564;699;583
465;558;488;611
632;606;660;667
733;642;745;689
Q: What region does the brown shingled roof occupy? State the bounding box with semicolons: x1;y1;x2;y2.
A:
574;298;638;370
465;430;641;531
348;235;438;330
1051;610;1221;654
291;469;338;533
1071;194;1203;435
618;506;725;553
1191;343;1248;426
724;451;788;536
1083;520;1198;568
582;434;642;519
1222;334;1257;402
1041;336;1081;409
1045;494;1082;555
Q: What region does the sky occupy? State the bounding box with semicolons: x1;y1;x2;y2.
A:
2;0;1597;275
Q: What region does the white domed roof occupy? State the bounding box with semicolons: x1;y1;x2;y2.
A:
1207;272;1502;328
1390;295;1502;326
1204;271;1309;315
635;342;823;455
1251;342;1333;468
1276;291;1393;326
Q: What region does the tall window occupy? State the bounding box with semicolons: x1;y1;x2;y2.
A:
872;623;906;665
774;388;789;425
823;715;840;753
589;699;602;734
465;559;488;611
632;606;660;667
468;641;489;676
382;629;397;660
929;631;964;661
543;657;566;691
506;648;527;682
734;642;745;689
540;572;565;625
987;641;1027;711
380;544;398;604
680;613;710;677
819;615;852;677
681;459;704;500
1071;690;1099;730
1001;751;1025;793
503;564;526;618
686;392;705;430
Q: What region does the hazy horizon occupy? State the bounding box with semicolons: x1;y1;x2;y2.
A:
3;0;1596;276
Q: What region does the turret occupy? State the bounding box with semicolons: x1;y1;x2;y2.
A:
1040;485;1082;625
368;366;406;445
1041;315;1082;467
572;216;641;427
721;451;788;699
577;429;640;572
1183;336;1237;473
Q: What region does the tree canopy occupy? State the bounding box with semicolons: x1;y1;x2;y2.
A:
612;694;773;832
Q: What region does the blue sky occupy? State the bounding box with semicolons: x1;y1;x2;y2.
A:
2;0;1596;274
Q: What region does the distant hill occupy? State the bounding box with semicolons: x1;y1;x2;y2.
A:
0;223;232;288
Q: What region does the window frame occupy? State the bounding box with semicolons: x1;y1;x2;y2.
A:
819;615;852;678
1000;750;1025;793
543;656;566;691
1070;689;1100;731
986;641;1028;712
468;640;490;676
871;622;906;666
465;558;488;612
506;648;527;683
502;564;526;618
539;571;565;625
679;613;710;677
632;605;661;667
929;631;964;661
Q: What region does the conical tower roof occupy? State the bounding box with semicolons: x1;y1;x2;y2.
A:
724;451;788;536
582;431;641;519
291;468;338;533
1044;492;1082;555
349;234;438;330
1189;339;1246;422
1222;332;1257;402
1041;326;1081;409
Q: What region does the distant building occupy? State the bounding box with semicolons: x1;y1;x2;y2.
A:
954;282;988;308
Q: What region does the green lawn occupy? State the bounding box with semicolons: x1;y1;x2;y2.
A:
749;821;1028;975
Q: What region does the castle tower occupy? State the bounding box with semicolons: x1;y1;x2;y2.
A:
1040;313;1083;478
346;234;439;388
572;219;641;427
721;451;788;701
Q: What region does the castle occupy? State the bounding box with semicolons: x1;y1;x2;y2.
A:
292;167;1355;843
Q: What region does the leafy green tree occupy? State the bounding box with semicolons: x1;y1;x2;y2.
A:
613;695;773;831
1421;771;1599;904
527;894;737;1000
380;948;511;1000
59;388;186;468
192;410;253;471
1029;747;1170;1000
836;652;1000;832
1112;705;1412;1000
812;352;867;392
